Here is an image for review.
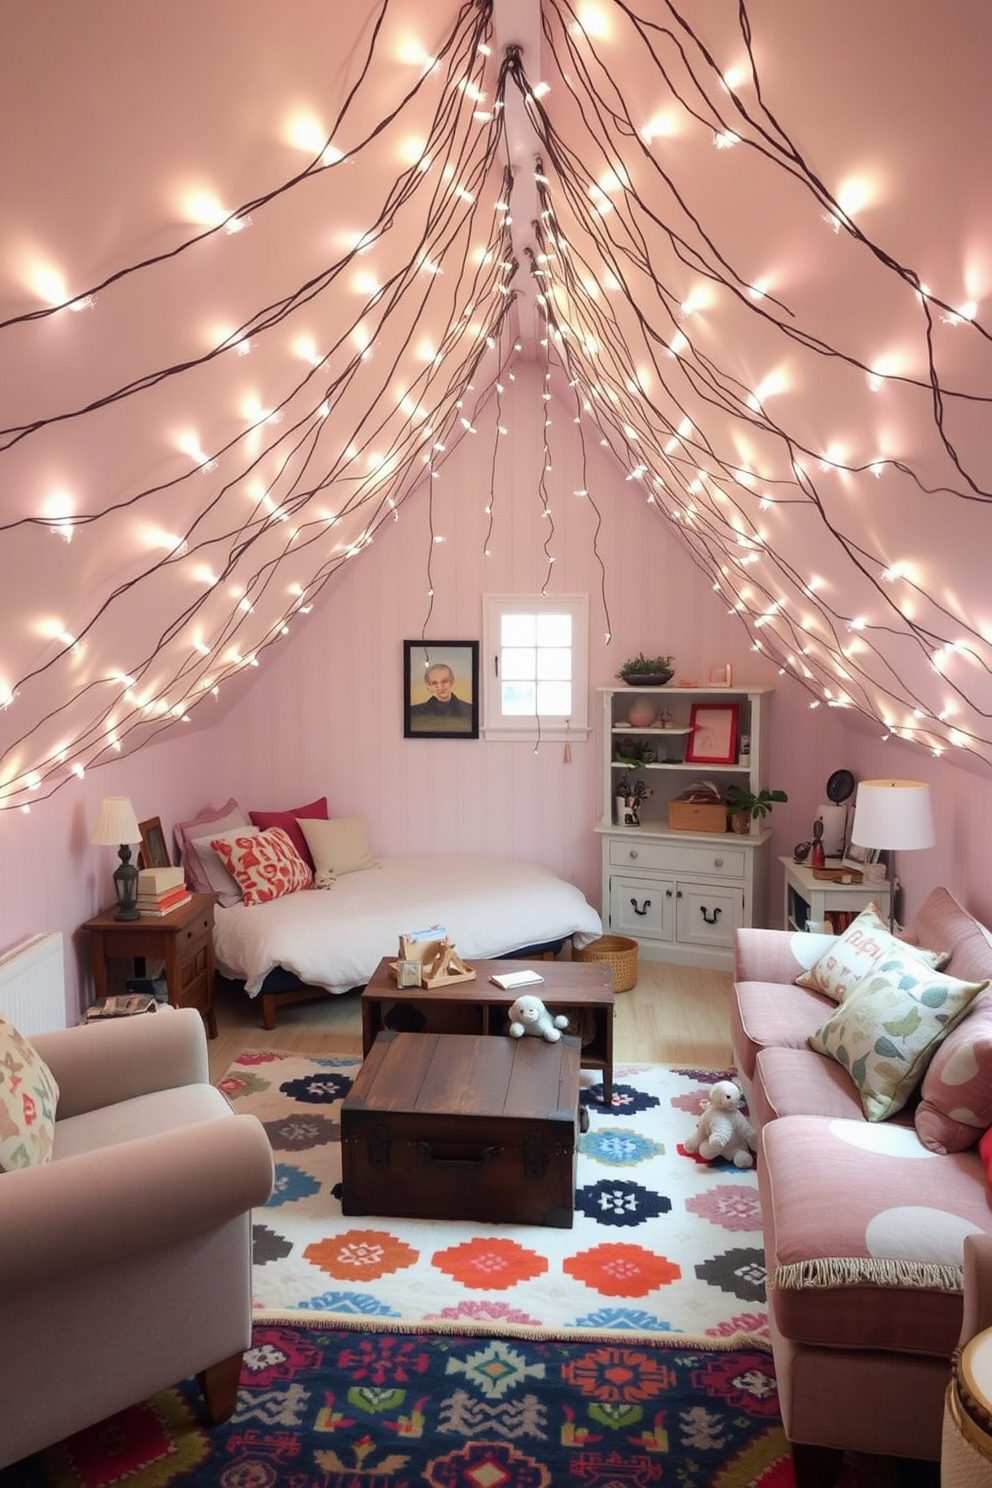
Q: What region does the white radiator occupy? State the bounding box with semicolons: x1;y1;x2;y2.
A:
0;932;66;1034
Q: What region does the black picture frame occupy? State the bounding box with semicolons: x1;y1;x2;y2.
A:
404;640;479;739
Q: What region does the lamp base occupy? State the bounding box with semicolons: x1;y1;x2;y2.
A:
113;904;141;922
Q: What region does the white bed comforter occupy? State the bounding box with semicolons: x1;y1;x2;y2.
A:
212;854;603;996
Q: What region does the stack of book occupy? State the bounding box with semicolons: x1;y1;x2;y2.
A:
137;866;191;917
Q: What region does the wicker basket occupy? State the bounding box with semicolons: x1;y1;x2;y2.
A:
574;934;638;993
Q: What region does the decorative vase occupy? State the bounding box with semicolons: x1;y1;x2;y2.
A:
627;698;656;728
730;810;751;835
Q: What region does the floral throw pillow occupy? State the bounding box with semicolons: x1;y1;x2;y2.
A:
807;959;988;1122
211;827;312;906
795;902;943;1004
0;1015;60;1171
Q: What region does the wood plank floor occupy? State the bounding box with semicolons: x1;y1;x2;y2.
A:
207;958;735;1081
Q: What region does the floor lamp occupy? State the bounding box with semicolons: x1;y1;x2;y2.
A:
849;780;936;931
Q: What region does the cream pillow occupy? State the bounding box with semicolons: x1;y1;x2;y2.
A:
298;815;378;881
796;902;943;1004
0;1015;60;1171
807;961;987;1121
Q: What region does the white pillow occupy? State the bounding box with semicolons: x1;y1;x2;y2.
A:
191;826;260;905
298;815;378;881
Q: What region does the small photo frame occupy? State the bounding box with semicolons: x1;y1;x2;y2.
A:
404;640;479;739
685;702;740;765
708;663;733;687
844;841;879;866
138;817;171;870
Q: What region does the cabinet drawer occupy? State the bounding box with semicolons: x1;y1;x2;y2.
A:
609;875;675;942
609;838;745;878
675;884;743;949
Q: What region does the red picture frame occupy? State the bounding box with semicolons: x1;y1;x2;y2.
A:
685;703;740;765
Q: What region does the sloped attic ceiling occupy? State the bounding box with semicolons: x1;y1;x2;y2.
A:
2;0;991;810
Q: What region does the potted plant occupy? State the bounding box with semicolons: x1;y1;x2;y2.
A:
616;652;675;686
725;784;788;834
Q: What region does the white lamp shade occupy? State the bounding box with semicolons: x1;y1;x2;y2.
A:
850;779;935;852
91;795;142;847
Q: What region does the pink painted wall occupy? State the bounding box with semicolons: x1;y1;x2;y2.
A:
3;367;990;1022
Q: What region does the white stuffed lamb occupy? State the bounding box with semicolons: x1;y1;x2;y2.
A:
685;1079;756;1168
507;994;570;1042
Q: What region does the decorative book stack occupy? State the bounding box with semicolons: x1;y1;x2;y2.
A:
136;866;190;917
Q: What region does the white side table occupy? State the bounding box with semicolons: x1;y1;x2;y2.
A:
780;857;892;933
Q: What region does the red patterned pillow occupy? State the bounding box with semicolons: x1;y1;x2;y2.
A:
211;827;312;906
248;797;329;869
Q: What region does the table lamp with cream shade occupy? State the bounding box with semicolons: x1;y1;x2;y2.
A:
849;779;936;931
90;795;142;920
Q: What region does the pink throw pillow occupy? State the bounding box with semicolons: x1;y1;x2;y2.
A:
248;797;329;870
915;990;992;1153
211;827;312;906
174;798;249;894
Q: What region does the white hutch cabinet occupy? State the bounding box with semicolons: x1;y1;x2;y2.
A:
595;685;775;970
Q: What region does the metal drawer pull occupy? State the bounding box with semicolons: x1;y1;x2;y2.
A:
700;905;722;925
714;857;723;867
628;849;638;860
629;897;652;917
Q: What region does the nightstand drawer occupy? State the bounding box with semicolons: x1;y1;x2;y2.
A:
608;839;745;878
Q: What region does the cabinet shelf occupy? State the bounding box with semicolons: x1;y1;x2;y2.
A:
599;685;774;971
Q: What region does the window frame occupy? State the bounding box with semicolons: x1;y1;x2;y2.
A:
481;593;590;742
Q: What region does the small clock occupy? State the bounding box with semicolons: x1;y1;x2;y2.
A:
826;769;855;804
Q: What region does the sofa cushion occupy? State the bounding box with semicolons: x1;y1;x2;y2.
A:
752;1046;885;1129
760;1115;991;1359
807;962;987;1121
732;980;836;1091
0;1015;60;1171
915;990;992;1154
913;887;992;986
796;903;943;1004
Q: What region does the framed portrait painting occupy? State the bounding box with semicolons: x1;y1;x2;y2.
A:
404;640;479;739
685;703;740;765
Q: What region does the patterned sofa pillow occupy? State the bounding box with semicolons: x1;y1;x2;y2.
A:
807;959;987;1122
915;990;992;1153
796;903;942;1004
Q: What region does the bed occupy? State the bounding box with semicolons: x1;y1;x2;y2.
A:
211;855;603;1027
173;800;603;1030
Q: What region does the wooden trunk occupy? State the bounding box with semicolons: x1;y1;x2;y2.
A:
341;1030;580;1227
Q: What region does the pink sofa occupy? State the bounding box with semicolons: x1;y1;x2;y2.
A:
732;886;992;1480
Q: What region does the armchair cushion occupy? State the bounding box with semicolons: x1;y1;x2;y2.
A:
0;1014;59;1171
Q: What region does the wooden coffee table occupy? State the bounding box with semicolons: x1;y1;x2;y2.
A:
360;956;615;1102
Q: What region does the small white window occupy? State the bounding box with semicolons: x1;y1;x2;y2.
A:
482;594;589;741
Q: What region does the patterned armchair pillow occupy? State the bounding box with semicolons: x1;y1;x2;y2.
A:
211;827;313;906
0;1015;60;1171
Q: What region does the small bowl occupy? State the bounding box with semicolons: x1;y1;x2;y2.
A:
622;670;673;687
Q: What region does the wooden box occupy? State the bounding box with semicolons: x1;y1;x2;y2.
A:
668;799;727;833
341;1030;580;1228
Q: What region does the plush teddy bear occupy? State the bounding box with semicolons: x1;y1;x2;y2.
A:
684;1079;756;1168
507;994;570;1043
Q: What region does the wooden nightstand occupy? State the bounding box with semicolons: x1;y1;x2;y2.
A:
84;892;217;1037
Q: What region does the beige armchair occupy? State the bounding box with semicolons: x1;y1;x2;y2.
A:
0;1007;273;1469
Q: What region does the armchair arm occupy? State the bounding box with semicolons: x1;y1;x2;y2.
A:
734;927;836;985
0;1112;273;1293
32;1007;208;1118
960;1234;992;1345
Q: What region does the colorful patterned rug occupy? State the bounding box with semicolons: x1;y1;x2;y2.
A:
224;1051;768;1341
5;1319;926;1488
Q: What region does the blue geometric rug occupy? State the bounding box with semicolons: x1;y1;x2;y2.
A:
221;1053;768;1342
5;1320;911;1488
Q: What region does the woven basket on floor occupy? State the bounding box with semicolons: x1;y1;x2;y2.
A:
574;934;638;993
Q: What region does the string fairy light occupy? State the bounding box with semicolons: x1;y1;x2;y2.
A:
1;0;991;807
